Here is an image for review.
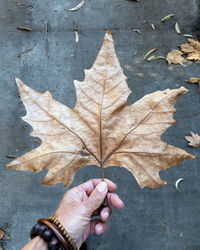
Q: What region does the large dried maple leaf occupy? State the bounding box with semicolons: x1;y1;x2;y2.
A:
6;31;194;189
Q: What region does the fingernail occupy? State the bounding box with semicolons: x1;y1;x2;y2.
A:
103;211;109;220
120;200;124;208
96;224;103;235
97;182;108;193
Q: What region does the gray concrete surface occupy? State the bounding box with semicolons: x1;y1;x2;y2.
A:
0;0;200;249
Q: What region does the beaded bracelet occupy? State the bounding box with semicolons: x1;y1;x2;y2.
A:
47;217;77;250
30;217;77;250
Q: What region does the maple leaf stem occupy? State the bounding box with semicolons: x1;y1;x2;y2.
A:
100;161;104;181
99;71;106;181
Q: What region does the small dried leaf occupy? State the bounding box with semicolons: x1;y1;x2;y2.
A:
166;50;184;65
180;43;194;54
184;34;193;38
17;27;31;31
133;29;140;34
180;39;200;61
74;31;79;43
185;131;200;148
175;178;184;192
151;24;156;30
175;22;181;34
187;77;200;84
147;55;166;62
143;48;157;61
0;229;4;240
186;77;200;92
6;155;17;159
161;14;174;22
69;0;85;11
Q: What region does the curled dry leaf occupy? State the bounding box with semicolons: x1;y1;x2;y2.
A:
0;228;4;250
133;29;140;34
147;55;166;62
69;0;84;11
186;77;200;93
151;24;156;30
185;131;200;148
166;50;184;65
6;30;194;189
180;39;200;61
17;27;31;31
0;228;4;240
175;178;184;192
161;14;174;22
143;48;157;61
175;22;181;34
183;34;193;38
74;31;79;43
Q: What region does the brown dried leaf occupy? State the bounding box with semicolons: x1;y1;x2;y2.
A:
187;77;200;84
187;77;200;93
185;131;200;148
166;50;184;65
143;48;157;61
180;39;200;61
17;27;31;31
0;229;4;241
6;31;194;189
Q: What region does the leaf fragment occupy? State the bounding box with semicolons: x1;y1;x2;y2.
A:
74;31;79;43
147;55;166;62
175;178;184;192
69;0;85;11
133;29;140;34
175;22;181;34
151;24;156;30
185;131;200;148
143;48;157;61
6;31;194;189
0;228;4;250
186;77;200;93
0;229;4;241
166;50;184;65
6;155;17;159
180;39;200;61
184;34;193;38
17;26;32;31
161;14;174;22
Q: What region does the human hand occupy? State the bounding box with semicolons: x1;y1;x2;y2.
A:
54;179;124;249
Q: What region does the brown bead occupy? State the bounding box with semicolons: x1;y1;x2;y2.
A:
42;229;53;242
38;225;48;236
30;223;42;239
48;237;60;250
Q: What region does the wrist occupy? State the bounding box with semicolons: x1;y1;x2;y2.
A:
22;236;48;250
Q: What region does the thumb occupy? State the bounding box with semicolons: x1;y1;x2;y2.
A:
84;182;108;215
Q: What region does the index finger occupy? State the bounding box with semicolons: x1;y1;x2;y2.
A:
77;179;117;196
